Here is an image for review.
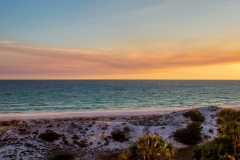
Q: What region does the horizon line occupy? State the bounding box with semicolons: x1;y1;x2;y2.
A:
1;79;240;81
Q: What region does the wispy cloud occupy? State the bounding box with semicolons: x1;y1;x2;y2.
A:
100;47;115;51
0;41;15;45
1;43;240;79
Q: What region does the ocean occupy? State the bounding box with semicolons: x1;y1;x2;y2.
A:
0;80;240;113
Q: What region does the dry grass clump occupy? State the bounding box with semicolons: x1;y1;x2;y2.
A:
0;120;10;126
9;119;25;125
54;118;63;122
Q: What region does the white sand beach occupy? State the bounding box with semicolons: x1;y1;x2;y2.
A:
0;106;231;160
0;107;196;120
1;106;239;120
0;106;239;160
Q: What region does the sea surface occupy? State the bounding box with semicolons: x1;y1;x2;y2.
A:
0;80;240;113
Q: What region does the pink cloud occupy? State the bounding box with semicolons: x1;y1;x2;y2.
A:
1;44;240;79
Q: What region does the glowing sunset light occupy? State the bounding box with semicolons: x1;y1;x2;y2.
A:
0;0;240;79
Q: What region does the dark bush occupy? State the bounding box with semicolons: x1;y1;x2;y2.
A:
0;121;9;126
173;122;203;145
123;126;131;134
47;149;75;160
208;128;214;133
111;129;129;142
74;140;89;148
38;130;61;142
192;145;202;160
183;110;205;122
192;137;234;160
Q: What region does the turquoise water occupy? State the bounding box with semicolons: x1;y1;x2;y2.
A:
0;80;240;113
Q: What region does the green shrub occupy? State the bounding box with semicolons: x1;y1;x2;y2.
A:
197;141;220;160
47;149;75;160
217;109;240;158
192;137;234;160
217;108;240;123
38;130;61;142
183;110;205;122
111;129;129;142
192;145;202;160
118;134;176;160
173;122;202;145
191;108;240;160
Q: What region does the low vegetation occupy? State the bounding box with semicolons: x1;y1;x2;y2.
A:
183;110;205;122
171;146;195;160
38;130;61;142
208;128;214;133
173;122;203;145
118;134;176;160
111;127;131;142
192;137;234;160
47;149;75;160
192;108;240;159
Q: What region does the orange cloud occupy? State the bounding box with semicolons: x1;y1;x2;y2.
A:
1;43;240;79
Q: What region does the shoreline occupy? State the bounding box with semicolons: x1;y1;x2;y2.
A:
1;105;240;120
0;107;194;120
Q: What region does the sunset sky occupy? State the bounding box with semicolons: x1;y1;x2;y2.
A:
1;0;240;79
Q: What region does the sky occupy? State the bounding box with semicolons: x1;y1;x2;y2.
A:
1;0;240;79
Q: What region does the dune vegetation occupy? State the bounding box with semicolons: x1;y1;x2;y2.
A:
1;107;240;160
192;108;240;160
